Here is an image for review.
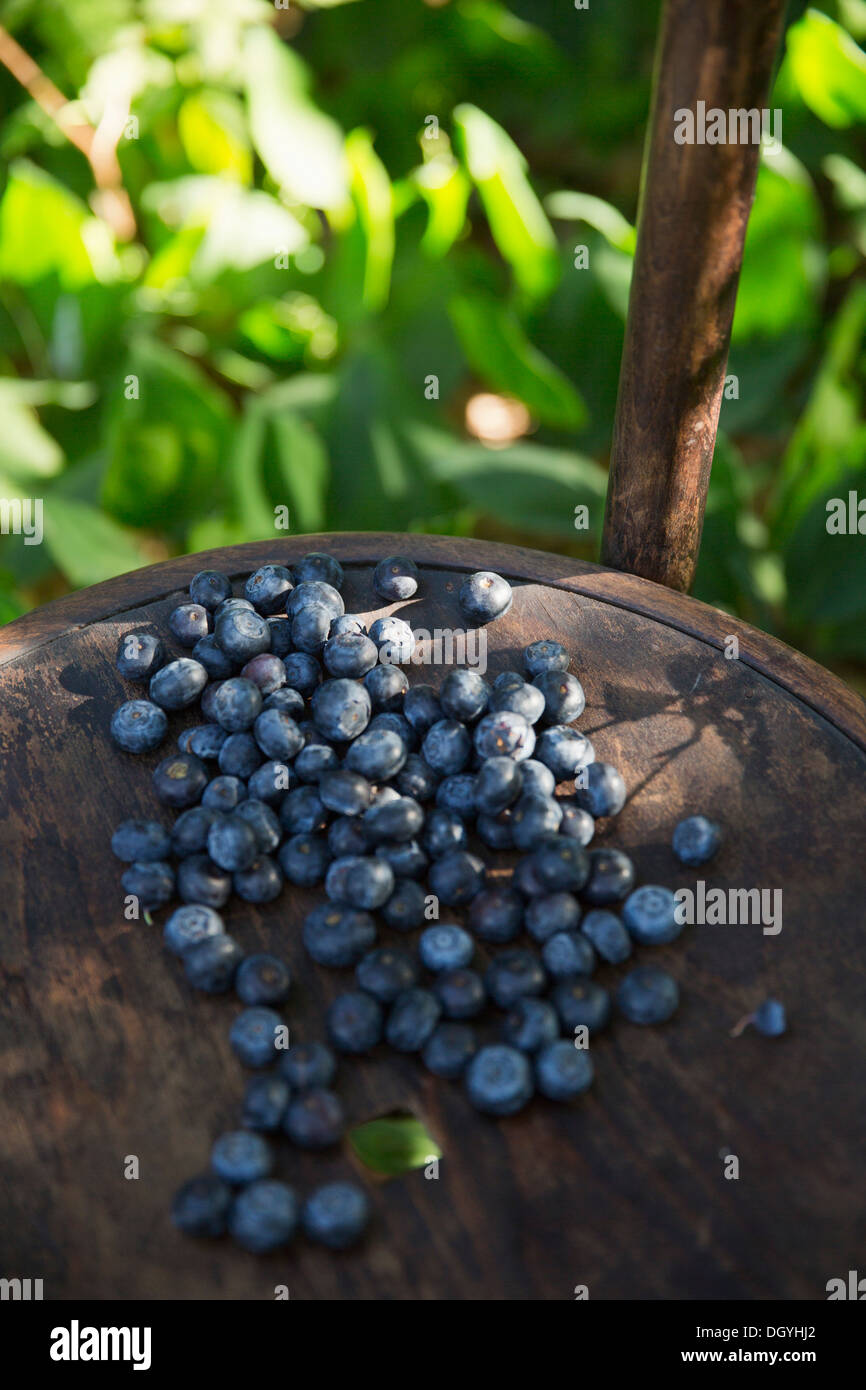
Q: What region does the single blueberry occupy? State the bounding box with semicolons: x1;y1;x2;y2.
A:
116;630;165;681
282;651;322;696
292;601;332;655
489;679;546;725
215;607;271;664
230;1006;283;1068
423;808;468;858
362;796;423;844
121;860;175;910
327;990;384;1054
266;618;294;659
252;708;304;761
501;998;560;1053
328;815;368;859
212;1130;273;1184
475;757;523;815
423;1023;478;1079
303;904;377;968
186;723;230;761
535;1040;594;1101
242;1075;291;1132
380;876;428;930
529;836;590;892
169;602;210;647
622;885;682;945
233;855;283;904
468;887;524;944
517;759;556;799
535;726;594;782
111;818;171;863
284;1088;346;1148
616;966;679;1025
172;1174;232;1236
385;988;442;1052
395;753;439;803
311;677;371;741
524;639;569;678
218;731;263;780
473;710;535;762
302;1182;370;1250
323;632;379;678
752;998;786;1037
541;930;596;979
263;685;305;718
440;669;490;723
164;904;224;956
428;850;486;906
177;854;232;909
525;891;580;942
580;908;632;964
433;968;486;1020
485;949;547;1010
419;923;474;972
476;809;514;850
229;1179;299;1253
184;933;243;992
403;684;442;736
325;855;394;909
201;774;248;813
292;552;344;590
435;772;478;820
356;947;420;1003
465;1045;533;1116
110;699;168;754
236;954;291;1006
278;832;331;886
364;663;409;712
368;615;415;664
422;719;472;776
190;569;233;612
244;564;294;615
211;677;262;734
287;579;344;622
511;794;563;851
279;1042;337;1090
533;670;586;725
207;814;259;872
672;814;722;866
581;847;636;905
241;653;287;695
373;554;420;601
152;753;208;808
235;799;282;854
551;978;611;1035
458;571;513;625
558;799;596;846
279;785;328;835
574;761;627;818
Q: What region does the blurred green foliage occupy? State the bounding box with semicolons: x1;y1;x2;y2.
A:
0;0;864;681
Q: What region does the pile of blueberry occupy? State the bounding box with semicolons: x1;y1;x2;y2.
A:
110;551;722;1256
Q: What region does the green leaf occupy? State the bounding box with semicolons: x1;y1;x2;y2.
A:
732;151;824;342
545;190;636;254
178;90;252;183
454;104;559;300
41;497;151;587
242;27;349;214
0;383;66;481
450;293;586;427
348;1116;441;1176
0;161;119;289
346;129;394;311
412;157;471;258
230;405;274;541
785;9;866;128
268;411;330;533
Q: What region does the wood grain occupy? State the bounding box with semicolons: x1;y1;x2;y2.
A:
1;535;865;1300
602;0;788;590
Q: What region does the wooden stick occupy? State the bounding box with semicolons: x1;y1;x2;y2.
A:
601;0;787;591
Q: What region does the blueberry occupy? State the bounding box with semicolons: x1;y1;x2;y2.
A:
368;615;415;663
364;663;409;712
622;885;681;944
380;877;428;930
395;754;439;803
485;949;546;1009
266;618;294;659
489;679;546;725
535;726;594;782
172;1174;232;1236
440;669;490;723
331;614;367;639
501;998;560;1052
513;855;547;898
403;684;442;736
303;904;377;967
511;794;562;851
245;564;294;615
207;814;258;872
473;710;535;762
218;732;263;779
472;757;521;816
183;933;243;991
574;762;627;818
524;639;569;678
541;931;596;979
234;855;283;904
476;809;514;849
164;904;224;956
149;658;209;710
385;988;442;1051
529;837;590;892
615;966;679;1024
215;608;271;663
111;818;171;863
152;753;208;808
423;809;468;858
186;723;229;760
423;1023;478;1078
468;887;524;944
292;552;344;590
280;785;328;835
345;727;408;781
325;855;394;909
212;1130;273;1184
211;677;262;733
362;796;423;844
428;850;485;906
230;1006;283;1068
190;569;233;612
311;678;371;741
280;1042;337;1090
551;978;611;1034
435;773;478;819
263;685;305;718
282;651;322;696
494;669;525;692
215;596;255;620
356;947;419;1003
328;816;368;858
558;800;596;846
236;954;291;1006
533;670;586;725
373;554;420;601
672;815;722;866
516;759;556;798
418;719;469;777
169;602;210;647
581;847;636;905
580;908;632;963
188;634;233;681
201;774;248;813
110;699;168;753
433;968;486;1019
292;602;332;655
116;630;165;681
302;1181;370;1250
121;860;175;910
253;708;303;761
465;1045;533;1116
753;998;786;1037
287;579;344;622
535;1040;594;1101
323;632;379;679
327;990;384;1053
177;854;232;909
525;892;580;942
459;571;513;625
200;680;227;723
242;1075;291;1132
229;1179;299;1253
235;799;282;854
241;653;287;695
419;924;474;972
278;832;330;886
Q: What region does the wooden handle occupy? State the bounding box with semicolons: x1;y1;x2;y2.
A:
601;0;787;591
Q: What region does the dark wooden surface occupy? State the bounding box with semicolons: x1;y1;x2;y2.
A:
1;534;865;1301
602;0;788;590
